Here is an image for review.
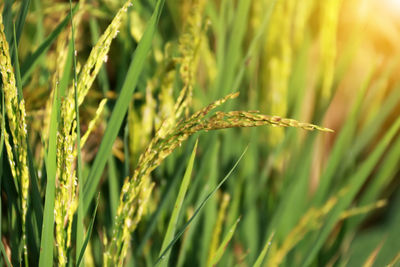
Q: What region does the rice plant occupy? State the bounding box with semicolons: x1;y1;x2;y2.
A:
1;0;400;266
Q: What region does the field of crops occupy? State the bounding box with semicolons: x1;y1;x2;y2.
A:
1;0;400;266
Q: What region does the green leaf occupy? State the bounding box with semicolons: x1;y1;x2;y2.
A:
301;116;400;267
313;64;374;205
136;141;194;256
83;0;166;214
158;140;198;267
155;146;248;265
1;0;13;46
20;4;79;85
58;39;74;98
14;0;30;45
253;232;275;267
209;217;241;267
38;81;59;267
107;156;119;226
0;240;12;267
76;194;100;267
200;138;220;266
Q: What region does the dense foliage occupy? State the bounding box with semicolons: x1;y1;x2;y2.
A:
1;0;399;266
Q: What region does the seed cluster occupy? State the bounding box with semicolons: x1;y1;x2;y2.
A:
53;1;131;264
0;14;30;260
105;91;332;265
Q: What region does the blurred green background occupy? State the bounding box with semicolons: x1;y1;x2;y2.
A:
1;0;400;266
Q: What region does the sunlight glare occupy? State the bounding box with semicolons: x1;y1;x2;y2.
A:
384;0;400;10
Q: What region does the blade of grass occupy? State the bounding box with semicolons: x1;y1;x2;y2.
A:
0;241;11;267
359;135;400;206
59;39;74;98
88;16;118;229
212;0;228;100
123;124;130;177
77;194;100;267
9;0;30;62
176;137;219;267
230;0;277;95
83;0;166;214
1;153;20;266
155;146;248;265
15;0;30;45
0;83;7;267
301;116;400;267
265;134;316;244
27;146;43;228
346;193;400;267
313;64;374;205
38;83;59;267
136;141;193;255
209;217;241;267
200;138;219;266
253;232;275;267
350;84;400;160
345;134;400;232
222;0;252;97
20;4;79;85
176;181;208;267
1;0;13;45
107;156;119;225
158;140;198;267
241;135;261;263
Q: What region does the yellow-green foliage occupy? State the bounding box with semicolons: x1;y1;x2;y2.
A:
174;0;206;119
128;0;207;167
292;0;314;48
319;0;343;102
3;0;398;266
207;193;230;267
105;91;331;265
81;98;107;147
53;1;130;263
55;92;80;265
263;0;295;146
0;13;30;259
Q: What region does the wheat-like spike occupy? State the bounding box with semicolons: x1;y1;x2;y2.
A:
0;13;30;260
202;111;334;132
174;0;206;119
53;2;131;262
340;199;387;220
106;92;333;266
63;0;131;127
73;0;130;106
80;98;107;148
55;94;78;265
